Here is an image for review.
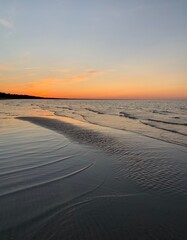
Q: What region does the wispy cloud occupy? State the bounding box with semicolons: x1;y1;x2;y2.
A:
21;67;40;70
50;68;70;73
41;74;95;85
0;67;105;97
0;18;14;29
86;69;102;75
46;69;102;84
50;68;103;75
0;64;40;72
0;69;101;90
0;64;14;71
40;69;103;85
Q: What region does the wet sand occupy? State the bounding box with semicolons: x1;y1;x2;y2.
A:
0;116;187;239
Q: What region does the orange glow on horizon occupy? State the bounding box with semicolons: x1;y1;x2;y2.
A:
1;67;187;100
1;83;187;100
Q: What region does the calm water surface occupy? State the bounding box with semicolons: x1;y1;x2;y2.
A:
0;99;187;239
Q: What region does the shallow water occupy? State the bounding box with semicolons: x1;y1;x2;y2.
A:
0;100;187;239
1;99;187;146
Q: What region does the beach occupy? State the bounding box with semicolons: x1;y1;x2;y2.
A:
0;100;187;239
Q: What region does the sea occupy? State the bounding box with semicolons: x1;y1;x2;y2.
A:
0;99;187;239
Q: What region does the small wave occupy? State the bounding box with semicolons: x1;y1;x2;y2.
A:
141;121;187;137
148;118;187;126
84;193;146;201
119;112;137;119
85;108;103;114
17;117;187;195
152;110;174;115
25;193;187;240
0;155;75;177
180;107;187;110
56;106;72;110
0;162;94;197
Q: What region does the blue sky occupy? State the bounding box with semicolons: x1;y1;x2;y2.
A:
0;0;187;98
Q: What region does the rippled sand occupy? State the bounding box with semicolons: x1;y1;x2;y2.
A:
0;100;187;239
0;117;187;240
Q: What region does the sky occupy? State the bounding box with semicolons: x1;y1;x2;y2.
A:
0;0;187;99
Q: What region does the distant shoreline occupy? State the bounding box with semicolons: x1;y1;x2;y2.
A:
0;92;65;100
0;92;186;101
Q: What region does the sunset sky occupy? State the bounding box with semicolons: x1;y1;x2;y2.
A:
0;0;187;99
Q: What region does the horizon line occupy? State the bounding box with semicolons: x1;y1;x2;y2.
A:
1;92;187;101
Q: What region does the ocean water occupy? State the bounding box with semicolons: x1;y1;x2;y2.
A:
0;99;187;239
1;99;186;146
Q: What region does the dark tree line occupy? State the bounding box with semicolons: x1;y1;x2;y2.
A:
0;92;44;99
